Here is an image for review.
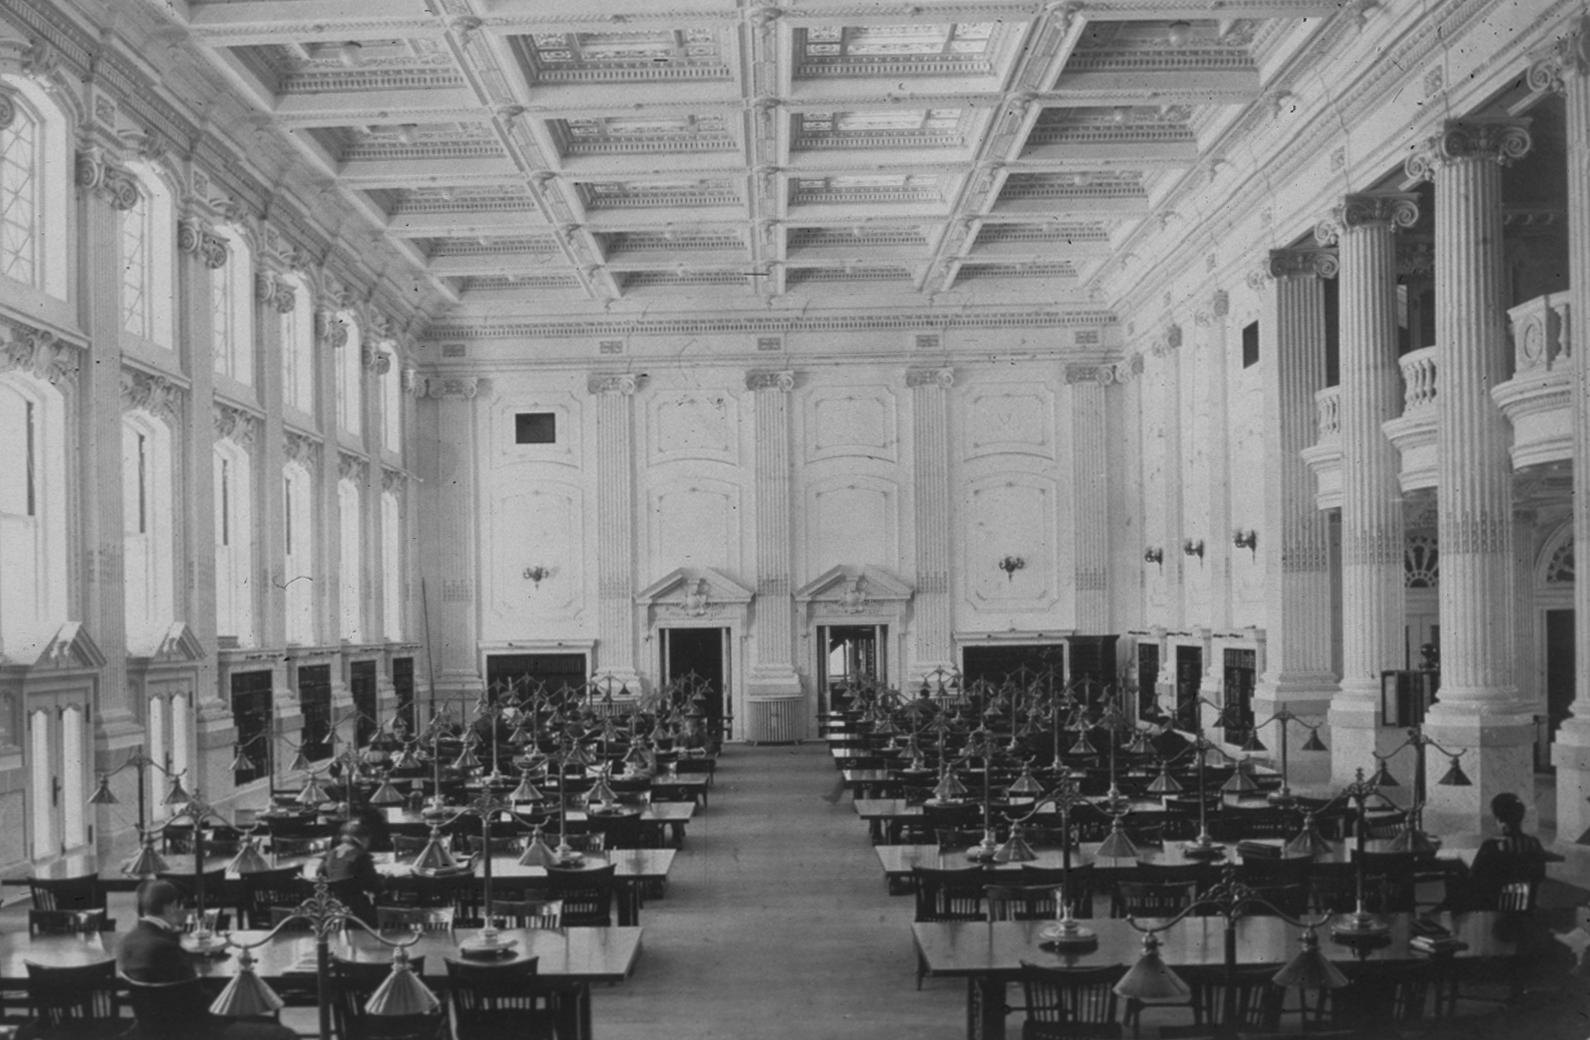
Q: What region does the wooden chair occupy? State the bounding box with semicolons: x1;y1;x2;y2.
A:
332;955;445;1040
1017;962;1125;1039
1309;960;1447;1033
27;908;111;936
986;883;1064;922
241;865;310;929
376;905;456;934
912;866;988;989
543;863;616;927
1161;966;1286;1038
1020;865;1097;919
24;959;124;1039
1111;880;1199;919
487;899;563;929
28;876;107;912
443;956;557;1040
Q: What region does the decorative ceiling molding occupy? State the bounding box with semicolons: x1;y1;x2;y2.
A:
425;308;1118;341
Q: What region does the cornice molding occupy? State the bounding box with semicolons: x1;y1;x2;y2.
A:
425;309;1117;342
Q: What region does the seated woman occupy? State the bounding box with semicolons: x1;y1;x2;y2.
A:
117;879;297;1040
1467;791;1548;909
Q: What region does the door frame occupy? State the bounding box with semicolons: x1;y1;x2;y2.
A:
658;626;733;739
635;568;751;738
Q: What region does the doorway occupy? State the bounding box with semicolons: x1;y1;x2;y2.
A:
821;625;888;713
296;664;333;762
660;628;729;739
1546;609;1574;761
1175;646;1203;731
1136;643;1160;719
28;700;88;860
1222;648;1257;744
349;660;377;747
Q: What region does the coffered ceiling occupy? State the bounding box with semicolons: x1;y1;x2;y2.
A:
163;0;1341;322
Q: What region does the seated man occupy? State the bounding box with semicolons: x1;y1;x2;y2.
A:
118;879;297;1040
321;820;383;927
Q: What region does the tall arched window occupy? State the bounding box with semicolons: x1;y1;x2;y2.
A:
381;488;403;640
281;275;314;415
120;163;174;349
214;437;255;646
211;226;254;386
338;476;363;641
123;411;175;654
0;371;68;657
283;460;316;645
335;313;363;438
0;78;69;298
380;347;402;456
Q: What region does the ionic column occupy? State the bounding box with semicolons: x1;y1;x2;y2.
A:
1252;250;1340;785
587;374;643;692
1407;118;1537;828
1196;294;1232;708
1065;365;1111;634
1536;18;1590;842
908;367;956;678
1157;327;1185;629
418;377;485;704
316;309;347;653
255;270;294;653
1316;193;1416;785
746;370;802;705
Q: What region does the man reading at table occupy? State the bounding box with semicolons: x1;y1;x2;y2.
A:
117;878;297;1040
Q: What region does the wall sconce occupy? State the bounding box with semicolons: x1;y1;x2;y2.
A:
1234;529;1258;555
1183;539;1205;559
522;565;551;587
998;555;1026;580
1143;547;1164;566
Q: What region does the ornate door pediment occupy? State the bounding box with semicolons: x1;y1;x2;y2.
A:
636;568;753;627
795;565;914;626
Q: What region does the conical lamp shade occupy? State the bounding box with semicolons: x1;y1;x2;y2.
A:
296;775;329;806
518;826;557;867
1146;764;1183;795
1438;756;1472;787
229;749;255;774
1068;731;1097;756
1369;760;1398;787
364;948;440;1016
1240;730;1267;753
411;827;461;873
367;777;404;806
1301;728;1328;752
1221;765;1259;794
1007;767;1044;798
210;950;285;1017
585;774;617;808
227;839;274;875
1272;929;1349;990
1096;817;1139;859
1284;815;1332;859
933;768;969;802
88;776;118;806
510;772;545;804
563;743;596;769
287;750;311;774
1113;933;1191;1002
451;743;481;772
122;837;169;877
163;776;191;807
993;824;1038;863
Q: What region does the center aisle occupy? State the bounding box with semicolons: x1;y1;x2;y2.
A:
595;743;965;1038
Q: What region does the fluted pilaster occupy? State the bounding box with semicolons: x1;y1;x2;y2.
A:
588;374;642;686
1317;193;1415;783
908;367;955;675
1537;17;1590;840
422;377;484;701
1408;118;1536;824
1254;252;1338;776
747;370;801;694
1066;365;1111;632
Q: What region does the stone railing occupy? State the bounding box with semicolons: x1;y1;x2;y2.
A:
1399;346;1437;413
1315;386;1340;440
1509;292;1572;376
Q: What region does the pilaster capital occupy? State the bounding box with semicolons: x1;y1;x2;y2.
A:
905;367;954;390
212;401;258;448
587;373;642;396
363;347;392;375
337;452;367;483
1314;193;1419;244
283;430;321;469
1149;325;1182;357
178;217;230;269
120;368;182;421
75;148;141;211
1404;119;1533;183
1064;363;1115;386
382;468;408;494
0;322;76;384
745;369;796;392
0;85;15;132
426;376;483;400
1526;15;1590;94
316;309;348;349
1266;247;1339;280
256;271;297;313
1211;289;1230;317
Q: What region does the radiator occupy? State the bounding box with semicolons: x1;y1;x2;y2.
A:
746;695;807;744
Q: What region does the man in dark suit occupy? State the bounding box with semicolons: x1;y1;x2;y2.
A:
117;879;296;1040
322;820;383;927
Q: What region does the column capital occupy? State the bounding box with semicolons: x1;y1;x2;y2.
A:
1064;363;1114;386
177;217;230;269
75;147;140;211
256;270;297;313
120;368;183;421
283;430;322;470
587;373;642;396
425;376;484;400
212;401;259;448
745;369;796;392
0;321;77;384
1526;15;1590;93
316;308;349;349
1404;119;1533;183
1265;247;1339;280
1314;193;1420;245
906;366;954;390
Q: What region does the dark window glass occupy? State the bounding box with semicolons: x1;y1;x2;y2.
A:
515;413;555;444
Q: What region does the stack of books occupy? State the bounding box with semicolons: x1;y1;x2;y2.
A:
1409;917;1468;955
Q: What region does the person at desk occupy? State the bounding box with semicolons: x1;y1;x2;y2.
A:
117;879;296;1040
1468;791;1548;908
320;820;383;927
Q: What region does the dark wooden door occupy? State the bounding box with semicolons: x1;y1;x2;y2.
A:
1175;646;1203;731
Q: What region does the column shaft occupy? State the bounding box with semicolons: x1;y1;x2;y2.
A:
1067;369;1110;633
909;368;955;675
421;378;483;702
747;371;800;693
589;376;640;687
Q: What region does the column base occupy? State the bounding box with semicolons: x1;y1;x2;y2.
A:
1553;718;1590;844
1252;674;1337;791
1421;705;1536;839
1328;678;1384;787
